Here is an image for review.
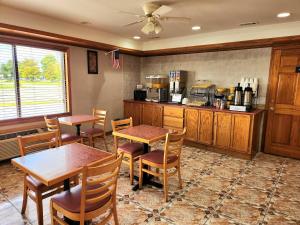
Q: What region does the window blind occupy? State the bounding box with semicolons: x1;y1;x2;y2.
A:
0;43;68;121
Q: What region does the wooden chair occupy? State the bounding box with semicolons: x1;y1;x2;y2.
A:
50;153;123;225
139;128;186;202
44;116;82;146
17;131;66;225
111;117;144;185
81;108;108;150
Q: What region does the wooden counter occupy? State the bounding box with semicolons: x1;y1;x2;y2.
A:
123;100;265;159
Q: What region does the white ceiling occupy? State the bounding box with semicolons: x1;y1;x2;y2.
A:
0;0;300;41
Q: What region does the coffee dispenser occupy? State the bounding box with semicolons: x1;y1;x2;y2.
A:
169;70;187;103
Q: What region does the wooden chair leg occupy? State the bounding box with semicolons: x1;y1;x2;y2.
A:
21;181;28;214
139;158;143;189
103;136;108;151
112;196;119;225
129;156;134;185
36;191;44;225
88;136;93;147
163;169;168;202
177;164;183;189
50;200;58;225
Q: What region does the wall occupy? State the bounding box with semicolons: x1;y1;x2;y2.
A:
60;47;141;132
141;48;272;104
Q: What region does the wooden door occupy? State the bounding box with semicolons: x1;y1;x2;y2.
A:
142;104;153;125
199;110;213;145
185;108;198;141
265;48;300;158
213;112;232;148
230;114;251;153
152;105;163;127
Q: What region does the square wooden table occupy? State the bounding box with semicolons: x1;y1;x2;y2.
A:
59;115;98;135
12;143;111;187
112;124;169;190
12;143;111;225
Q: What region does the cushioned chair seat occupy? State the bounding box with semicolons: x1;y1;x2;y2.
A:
52;185;111;213
140;150;178;164
26;175;47;191
81;128;104;137
61;133;81;142
118;142;144;157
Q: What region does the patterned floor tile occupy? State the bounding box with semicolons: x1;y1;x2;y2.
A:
0;135;299;225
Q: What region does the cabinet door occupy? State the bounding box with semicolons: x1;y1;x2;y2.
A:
199;110;213;145
213;112;232;148
152;105;163;127
230;114;252;153
132;103;142;126
142;104;153;125
124;102;132;118
185;108;199;141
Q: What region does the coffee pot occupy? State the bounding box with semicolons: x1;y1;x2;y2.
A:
243;83;253;110
234;83;243;106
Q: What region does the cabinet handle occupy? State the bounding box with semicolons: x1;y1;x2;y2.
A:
269;107;274;111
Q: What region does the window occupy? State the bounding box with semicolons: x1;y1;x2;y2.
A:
0;42;69;122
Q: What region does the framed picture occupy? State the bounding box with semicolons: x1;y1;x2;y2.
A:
87;50;98;74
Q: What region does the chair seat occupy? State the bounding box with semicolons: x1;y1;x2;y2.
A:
26;175;48;191
140;150;178;164
61;133;81;143
81;128;104;137
118;142;144;157
52;184;111;213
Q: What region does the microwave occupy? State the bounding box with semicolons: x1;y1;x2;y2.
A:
134;89;147;101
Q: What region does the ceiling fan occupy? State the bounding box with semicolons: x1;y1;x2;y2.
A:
121;2;191;35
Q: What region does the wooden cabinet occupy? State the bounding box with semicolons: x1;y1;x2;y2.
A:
213;112;232;148
142;104;163;127
230;114;252;153
199;110;214;145
124;100;264;159
124;101;142;126
163;106;184;131
185;108;199;141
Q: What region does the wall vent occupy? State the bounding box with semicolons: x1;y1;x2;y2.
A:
240;22;258;26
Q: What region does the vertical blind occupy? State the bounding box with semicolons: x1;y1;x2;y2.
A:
0;43;68;121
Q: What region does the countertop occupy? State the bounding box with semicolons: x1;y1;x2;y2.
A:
124;99;266;115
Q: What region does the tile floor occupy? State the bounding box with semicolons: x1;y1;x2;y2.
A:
0;136;300;225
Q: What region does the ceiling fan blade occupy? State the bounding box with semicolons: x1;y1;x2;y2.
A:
153;5;172;16
123;19;145;27
119;11;145;18
159;16;191;23
143;2;161;15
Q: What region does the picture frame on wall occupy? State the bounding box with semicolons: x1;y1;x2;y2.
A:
87;50;98;74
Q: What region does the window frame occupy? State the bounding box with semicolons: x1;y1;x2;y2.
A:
0;37;72;126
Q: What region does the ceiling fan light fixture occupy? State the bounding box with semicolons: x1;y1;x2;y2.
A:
154;22;163;34
141;21;155;34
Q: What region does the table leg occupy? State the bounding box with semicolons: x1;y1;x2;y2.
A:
132;143;163;191
75;124;81;136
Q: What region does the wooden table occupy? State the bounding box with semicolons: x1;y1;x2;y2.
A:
59;115;98;136
12;143;111;225
112;124;169;191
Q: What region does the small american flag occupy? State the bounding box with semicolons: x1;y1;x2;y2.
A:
111;50;120;69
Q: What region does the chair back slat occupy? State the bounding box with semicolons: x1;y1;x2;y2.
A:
164;128;186;164
80;153;123;219
93;108;107;128
17;131;59;156
111;117;132;132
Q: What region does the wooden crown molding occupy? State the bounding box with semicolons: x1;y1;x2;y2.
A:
1;23;300;57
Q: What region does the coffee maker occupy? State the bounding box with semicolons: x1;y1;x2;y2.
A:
169;70;187;103
145;75;169;102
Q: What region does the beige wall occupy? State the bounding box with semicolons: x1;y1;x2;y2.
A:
141;48;272;104
64;47;141;132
